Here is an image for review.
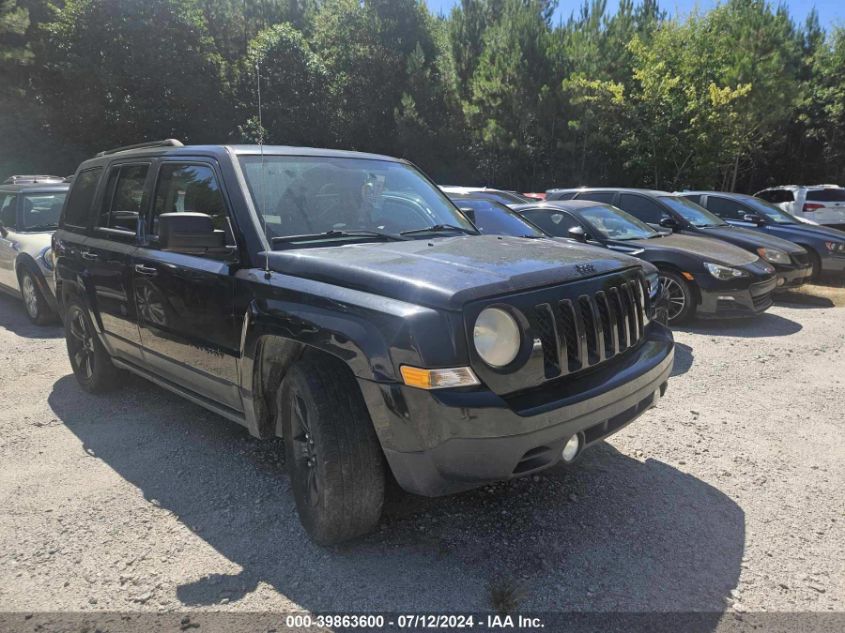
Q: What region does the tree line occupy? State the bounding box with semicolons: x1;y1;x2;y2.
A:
1;0;844;193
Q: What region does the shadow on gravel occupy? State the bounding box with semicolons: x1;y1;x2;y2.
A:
677;312;802;338
774;291;834;309
49;374;744;623
0;292;63;339
671;342;694;377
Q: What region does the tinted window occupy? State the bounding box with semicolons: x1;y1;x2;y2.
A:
22;193;66;229
0;194;16;228
807;188;845;202
457;199;543;237
521;209;582;237
758;189;794;203
546;191;576;201
63;168;102;228
577;191;615;204
683;194;701;204
705;196;749;220
617;193;665;223
152;163;232;242
101;165;148;232
470;190;529;205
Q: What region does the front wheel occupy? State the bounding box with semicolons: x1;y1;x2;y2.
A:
19;269;53;325
659;270;695;324
279;356;385;545
64;299;118;393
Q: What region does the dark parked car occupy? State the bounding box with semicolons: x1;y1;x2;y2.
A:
440;186;530;205
0;175;69;323
547;188;812;290
680;191;845;279
510;200;778;324
54;141;674;544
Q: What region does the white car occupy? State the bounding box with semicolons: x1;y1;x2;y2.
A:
754;185;845;230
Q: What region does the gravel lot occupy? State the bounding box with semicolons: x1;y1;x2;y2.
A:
0;285;843;620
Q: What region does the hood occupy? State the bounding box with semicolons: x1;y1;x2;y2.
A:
266;235;646;310
697;225;803;254
766;223;845;242
625;232;758;266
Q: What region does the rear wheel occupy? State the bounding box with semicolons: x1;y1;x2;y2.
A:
279;356;385;545
659;270;695;324
64;299;118;393
19;269;53;325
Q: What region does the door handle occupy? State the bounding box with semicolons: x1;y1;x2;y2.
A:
134;264;158;276
81;251;99;261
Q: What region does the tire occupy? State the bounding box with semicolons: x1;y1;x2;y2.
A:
64;299;118;393
658;270;696;324
279;356;385;545
19;268;54;325
807;250;822;282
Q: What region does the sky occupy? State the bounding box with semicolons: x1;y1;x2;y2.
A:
424;0;844;28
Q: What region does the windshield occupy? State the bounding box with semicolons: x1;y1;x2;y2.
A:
22;192;66;229
659;196;727;227
457;199;544;237
579;204;659;240
742;197;800;224
238;155;476;245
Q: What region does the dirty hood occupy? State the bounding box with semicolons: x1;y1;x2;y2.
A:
627;232;759;266
266;235;644;310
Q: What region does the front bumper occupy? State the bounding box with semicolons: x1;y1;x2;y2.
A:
774;264;813;290
358;324;674;496
696;275;777;319
821;253;845;274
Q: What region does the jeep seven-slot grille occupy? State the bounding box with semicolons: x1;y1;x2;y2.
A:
533;276;647;379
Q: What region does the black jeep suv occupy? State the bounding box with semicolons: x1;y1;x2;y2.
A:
54;141;674;544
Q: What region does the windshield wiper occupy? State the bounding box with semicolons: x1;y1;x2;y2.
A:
400;224;476;236
271;229;405;245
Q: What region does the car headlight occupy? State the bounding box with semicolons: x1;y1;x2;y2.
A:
757;247;790;265
824;241;845;254
38;246;54;271
474;307;521;367
704;262;747;280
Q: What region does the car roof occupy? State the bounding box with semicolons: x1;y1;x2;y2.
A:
547;186;674;197
0;182;70;194
77;143;403;171
679;190;756;200
511;200;606;212
440;186;505;194
756;184;843;191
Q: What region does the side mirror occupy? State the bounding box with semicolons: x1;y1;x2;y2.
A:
568;226;588;242
743;213;765;225
158;212;226;255
658;217;679;230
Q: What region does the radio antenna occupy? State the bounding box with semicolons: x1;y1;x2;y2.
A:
256;61;270;277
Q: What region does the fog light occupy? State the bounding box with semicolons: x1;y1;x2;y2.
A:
562;435;581;463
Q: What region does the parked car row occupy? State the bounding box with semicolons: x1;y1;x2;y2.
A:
2;140;841;546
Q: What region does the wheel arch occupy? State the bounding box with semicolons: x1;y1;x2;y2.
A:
653;261;701;306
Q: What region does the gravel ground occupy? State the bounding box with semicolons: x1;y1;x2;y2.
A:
0;285;843;618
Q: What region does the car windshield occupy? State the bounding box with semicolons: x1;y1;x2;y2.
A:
22;192;66;229
238;155;476;245
456;198;544;237
579;204;658;240
659;196;727;227
742;197;800;224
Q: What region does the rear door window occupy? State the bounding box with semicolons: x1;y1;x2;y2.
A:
807;189;845;202
63;167;103;229
576;191;615;204
617;193;666;224
758;190;794;203
100;164;150;234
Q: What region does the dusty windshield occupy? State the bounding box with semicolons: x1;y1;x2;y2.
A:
238;155;476;245
580;204;658;240
742;197;799;224
660;196;727;227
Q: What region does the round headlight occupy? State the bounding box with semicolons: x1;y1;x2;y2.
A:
473;307;520;367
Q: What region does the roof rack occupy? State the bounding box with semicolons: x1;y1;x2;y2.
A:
96;139;184;157
3;175;66;184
